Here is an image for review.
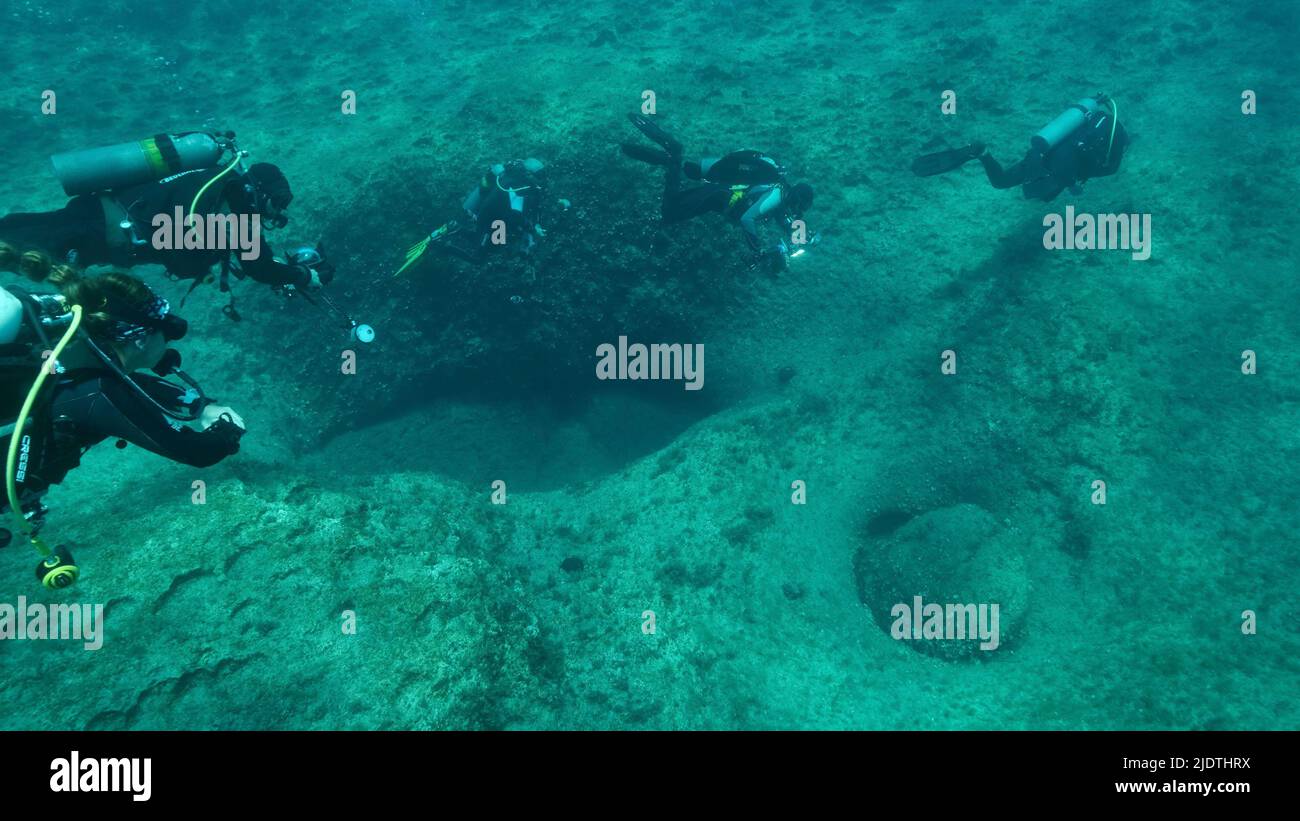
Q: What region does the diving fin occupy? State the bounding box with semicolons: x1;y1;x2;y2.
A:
621;142;672;166
910;144;985;177
626;113;682;157
393;221;458;277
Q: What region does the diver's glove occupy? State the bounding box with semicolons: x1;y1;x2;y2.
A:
313;253;336;283
202;415;244;455
290;264;334;289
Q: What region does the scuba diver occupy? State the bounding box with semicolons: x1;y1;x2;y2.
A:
911;93;1128;201
621;113;816;270
0;131;334;316
393;157;558;276
2;267;244;586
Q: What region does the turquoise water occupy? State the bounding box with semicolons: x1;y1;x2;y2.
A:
0;0;1297;729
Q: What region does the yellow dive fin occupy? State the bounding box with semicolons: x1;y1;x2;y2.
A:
392;221;457;277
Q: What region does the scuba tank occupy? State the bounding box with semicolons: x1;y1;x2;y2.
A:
1;286;73;423
1;286;21;344
1;287;72;348
1031;98;1104;153
50;131;238;196
698;150;785;187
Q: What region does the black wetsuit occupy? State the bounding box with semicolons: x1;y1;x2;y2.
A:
979;114;1129;201
661;151;789;251
0;195;105;264
0;168;308;287
451;162;546;259
7;366;241;504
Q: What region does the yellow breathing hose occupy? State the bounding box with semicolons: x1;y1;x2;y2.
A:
187;151;246;229
5;305;82;559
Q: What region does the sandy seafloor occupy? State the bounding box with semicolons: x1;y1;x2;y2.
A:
1;0;1297;729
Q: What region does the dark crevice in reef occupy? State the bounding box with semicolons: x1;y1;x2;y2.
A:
865;508;913;538
303;380;725;493
276;131;752;485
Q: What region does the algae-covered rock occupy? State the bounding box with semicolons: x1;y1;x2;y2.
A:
854;503;1029;661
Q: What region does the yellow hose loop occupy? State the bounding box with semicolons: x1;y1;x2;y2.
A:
187;151;246;230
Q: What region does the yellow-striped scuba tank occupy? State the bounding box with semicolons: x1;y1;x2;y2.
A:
50;131;241;197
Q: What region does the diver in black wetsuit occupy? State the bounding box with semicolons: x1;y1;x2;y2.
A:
467;159;550;253
0;162;332;296
621;113;815;268
446;158;553;261
395;158;562;275
911;93;1129;201
0;271;244;521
